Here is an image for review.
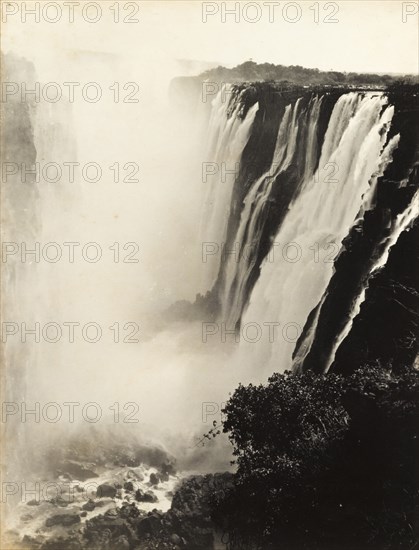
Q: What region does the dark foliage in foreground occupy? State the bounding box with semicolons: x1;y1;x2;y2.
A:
212;366;419;550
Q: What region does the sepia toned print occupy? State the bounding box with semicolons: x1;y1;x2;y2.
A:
1;2;418;549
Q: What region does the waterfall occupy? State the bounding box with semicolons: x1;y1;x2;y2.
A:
292;129;404;373
233;92;405;374
219;95;323;329
197;86;417;378
200;87;259;291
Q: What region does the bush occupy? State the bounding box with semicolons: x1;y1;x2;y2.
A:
212;366;419;549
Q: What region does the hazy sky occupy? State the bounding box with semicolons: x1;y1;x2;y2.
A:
2;1;418;75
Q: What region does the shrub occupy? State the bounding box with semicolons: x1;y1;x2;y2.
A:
212;366;419;549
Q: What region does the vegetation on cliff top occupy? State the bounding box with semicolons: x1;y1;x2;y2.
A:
211;365;419;549
200;60;418;88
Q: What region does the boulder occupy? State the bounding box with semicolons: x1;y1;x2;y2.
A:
60;461;98;481
49;497;69;507
135;489;158;503
45;512;81;527
126;469;144;481
82;500;96;511
123;481;134;492
96;483;117;498
149;473;160;486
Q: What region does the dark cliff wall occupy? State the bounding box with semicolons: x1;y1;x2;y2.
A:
331;215;418;375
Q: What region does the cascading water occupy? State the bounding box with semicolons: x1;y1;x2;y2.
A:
240;93;399;373
200;86;259;291
219;95;323;329
199;86;418;377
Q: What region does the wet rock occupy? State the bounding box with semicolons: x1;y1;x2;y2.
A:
94;498;112;507
60;461;98;481
96;483;117;498
27;499;40;506
80;511;87;518
159;471;170;482
119;502;141;519
149;473;159;486
49;497;69;507
126;469;144;481
159;459;177;481
105;508;119;519
45;512;81;527
135;489;158;503
124;481;134;492
21;513;34;522
82;499;96;511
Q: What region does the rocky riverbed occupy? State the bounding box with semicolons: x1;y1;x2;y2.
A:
4;441;233;550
